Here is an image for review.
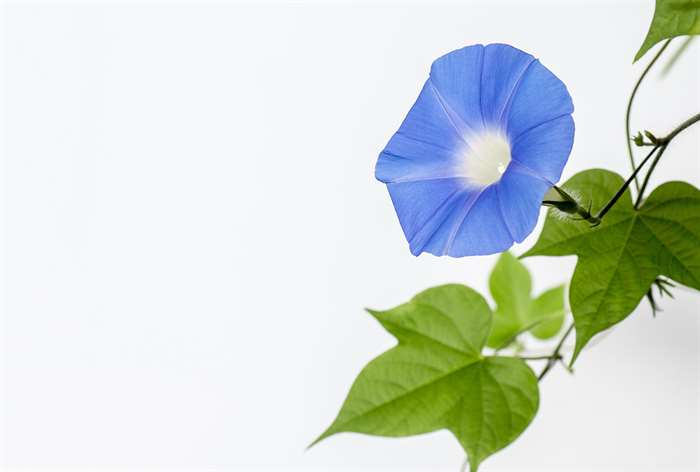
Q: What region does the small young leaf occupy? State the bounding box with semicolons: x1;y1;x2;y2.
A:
313;284;539;472
524;169;700;363
486;252;566;348
527;285;566;340
489;252;532;325
635;0;700;61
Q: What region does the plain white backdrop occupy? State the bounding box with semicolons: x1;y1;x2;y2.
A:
2;1;699;471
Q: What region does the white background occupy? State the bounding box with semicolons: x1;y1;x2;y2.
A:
2;1;699;471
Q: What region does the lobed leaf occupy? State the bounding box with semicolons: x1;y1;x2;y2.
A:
486;252;566;348
525;169;700;363
313;284;539;472
527;285;566;340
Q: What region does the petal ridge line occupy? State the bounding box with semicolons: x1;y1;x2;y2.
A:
404;187;463;252
495;183;517;243
478;45;486;129
394;130;456;154
388;175;475;185
507;158;554;186
427;79;480;147
444;187;488;255
496;58;537;125
511;111;572;144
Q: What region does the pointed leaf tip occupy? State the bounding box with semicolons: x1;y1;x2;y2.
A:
312;285;538;469
527;170;700;361
634;0;700;62
307;428;333;450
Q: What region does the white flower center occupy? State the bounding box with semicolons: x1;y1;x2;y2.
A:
460;131;511;187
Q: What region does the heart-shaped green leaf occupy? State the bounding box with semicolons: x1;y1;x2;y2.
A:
312;284;539;472
524;169;700;363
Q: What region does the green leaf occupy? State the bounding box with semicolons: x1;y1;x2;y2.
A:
524;169;700;363
312;284;539;472
486;252;566;348
528;285;567;340
635;0;700;61
489;252;532;326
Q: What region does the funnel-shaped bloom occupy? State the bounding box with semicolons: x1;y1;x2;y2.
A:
376;44;574;256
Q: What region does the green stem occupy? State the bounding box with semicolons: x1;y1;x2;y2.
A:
600;111;700;218
625;39;672;194
519;354;562;361
537;323;574;381
595;145;659;221
634;144;667;208
657;112;700;143
634;112;700;208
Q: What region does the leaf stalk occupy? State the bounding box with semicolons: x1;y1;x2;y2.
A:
625;39;672;194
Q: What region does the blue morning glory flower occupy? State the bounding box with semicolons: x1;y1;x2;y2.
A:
376;44;574;257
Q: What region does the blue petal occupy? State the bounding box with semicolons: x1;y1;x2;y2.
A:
447;185;514;256
511;114;575;184
429;44;485;134
377;43;574;257
494;163;552;242
376;82;465;184
505;59;574;141
480;44;536;127
386;179;472;256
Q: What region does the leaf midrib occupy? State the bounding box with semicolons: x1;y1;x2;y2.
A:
577;205;700;342
575;214;638;344
333;355;484;435
379;305;483;357
637;215;700;288
527;215;634;256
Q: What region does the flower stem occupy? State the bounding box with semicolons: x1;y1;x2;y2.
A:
519;354;563;361
595;145;659;220
537;323;574;381
607;110;700;215
625;39;672;195
634;144;668;208
632;112;700;207
656;112;700;144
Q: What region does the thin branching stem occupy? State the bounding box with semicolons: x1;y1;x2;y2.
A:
625;39;672;194
537;323;575;381
635;144;668;208
634;112;700;207
658;112;700;143
519;355;562;361
598;111;700;219
595;145;659;220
